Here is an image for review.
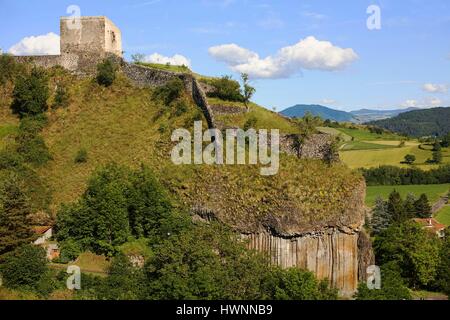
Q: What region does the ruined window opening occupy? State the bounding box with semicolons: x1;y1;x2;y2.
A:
111;31;116;43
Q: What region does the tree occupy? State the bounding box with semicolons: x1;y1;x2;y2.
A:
374;221;441;288
241;73;255;111
262;267;337;300
11;68;49;118
386;190;405;223
414;194;432;218
131;53;146;63
207;75;244;102
0;245;49;291
432;150;442;164
96;58;117;87
0;172;34;256
369;196;390;235
434;228;450;295
355;262;411;300
403;193;417;219
404;154;416;165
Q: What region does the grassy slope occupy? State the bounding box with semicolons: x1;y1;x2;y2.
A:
135;62;191;73
436;206;450;226
366;184;450;207
216;105;301;134
0;68;364;234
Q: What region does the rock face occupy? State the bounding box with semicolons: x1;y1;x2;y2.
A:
243;228;361;297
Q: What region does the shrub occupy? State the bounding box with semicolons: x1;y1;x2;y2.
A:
0;245;49;291
96;58;117;87
16;134;52;166
173;99;189;117
0;54;19;85
74;148;88;164
52;84;69;109
58;239;82;263
404;154;416;165
154;78;185;105
11;68;49;118
243;116;258;131
207;75;244;102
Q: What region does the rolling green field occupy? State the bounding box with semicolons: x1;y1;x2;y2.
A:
436;206;450;226
366;184;450;207
337;127;404;141
341;144;450;170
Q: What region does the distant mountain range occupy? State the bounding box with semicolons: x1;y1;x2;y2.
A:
280;104;420;123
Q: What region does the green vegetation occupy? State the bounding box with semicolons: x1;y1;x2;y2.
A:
374;221;441;288
369;107;450;137
11;68;49;118
436;206;450;226
96;58;117;87
56;164;180;256
366;184;450;207
74;148;88;164
355;263;411;300
362;165;450;186
52;84;69;109
0;245;58;296
206;75;245;102
135;61;191;73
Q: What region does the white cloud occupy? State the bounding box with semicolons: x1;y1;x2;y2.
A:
208;36;358;79
9;32;60;56
321;99;336;105
427;97;442;106
144;53;191;67
402;99;418;108
422;83;448;93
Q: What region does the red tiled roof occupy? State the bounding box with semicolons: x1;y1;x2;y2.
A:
413;218;446;232
32;226;52;235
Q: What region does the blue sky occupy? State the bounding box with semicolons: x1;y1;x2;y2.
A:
1;0;449;111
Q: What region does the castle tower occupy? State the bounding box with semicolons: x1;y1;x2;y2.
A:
60;16;122;58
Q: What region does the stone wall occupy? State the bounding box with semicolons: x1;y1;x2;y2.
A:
243;228;360;297
280;133;339;162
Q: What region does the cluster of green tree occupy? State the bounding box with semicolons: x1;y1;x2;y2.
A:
356;190;449;299
369;107;450;138
0;245;65;297
55;163;182;256
0;63;53;257
71;223;338;300
362;165;450;186
206;74;255;108
368;191;431;235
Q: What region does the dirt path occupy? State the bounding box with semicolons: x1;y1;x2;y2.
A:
433;196;449;214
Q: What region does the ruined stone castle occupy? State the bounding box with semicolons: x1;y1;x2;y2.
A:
15;16;122;73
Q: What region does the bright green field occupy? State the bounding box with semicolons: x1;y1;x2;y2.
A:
337;127;404;141
366;184;450;207
341;144;450;170
436;206;450;226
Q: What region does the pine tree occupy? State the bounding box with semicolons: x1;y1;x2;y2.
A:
403;193;417;219
387;190;405;223
414;194;432;218
0;173;34;256
370;196;390;235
